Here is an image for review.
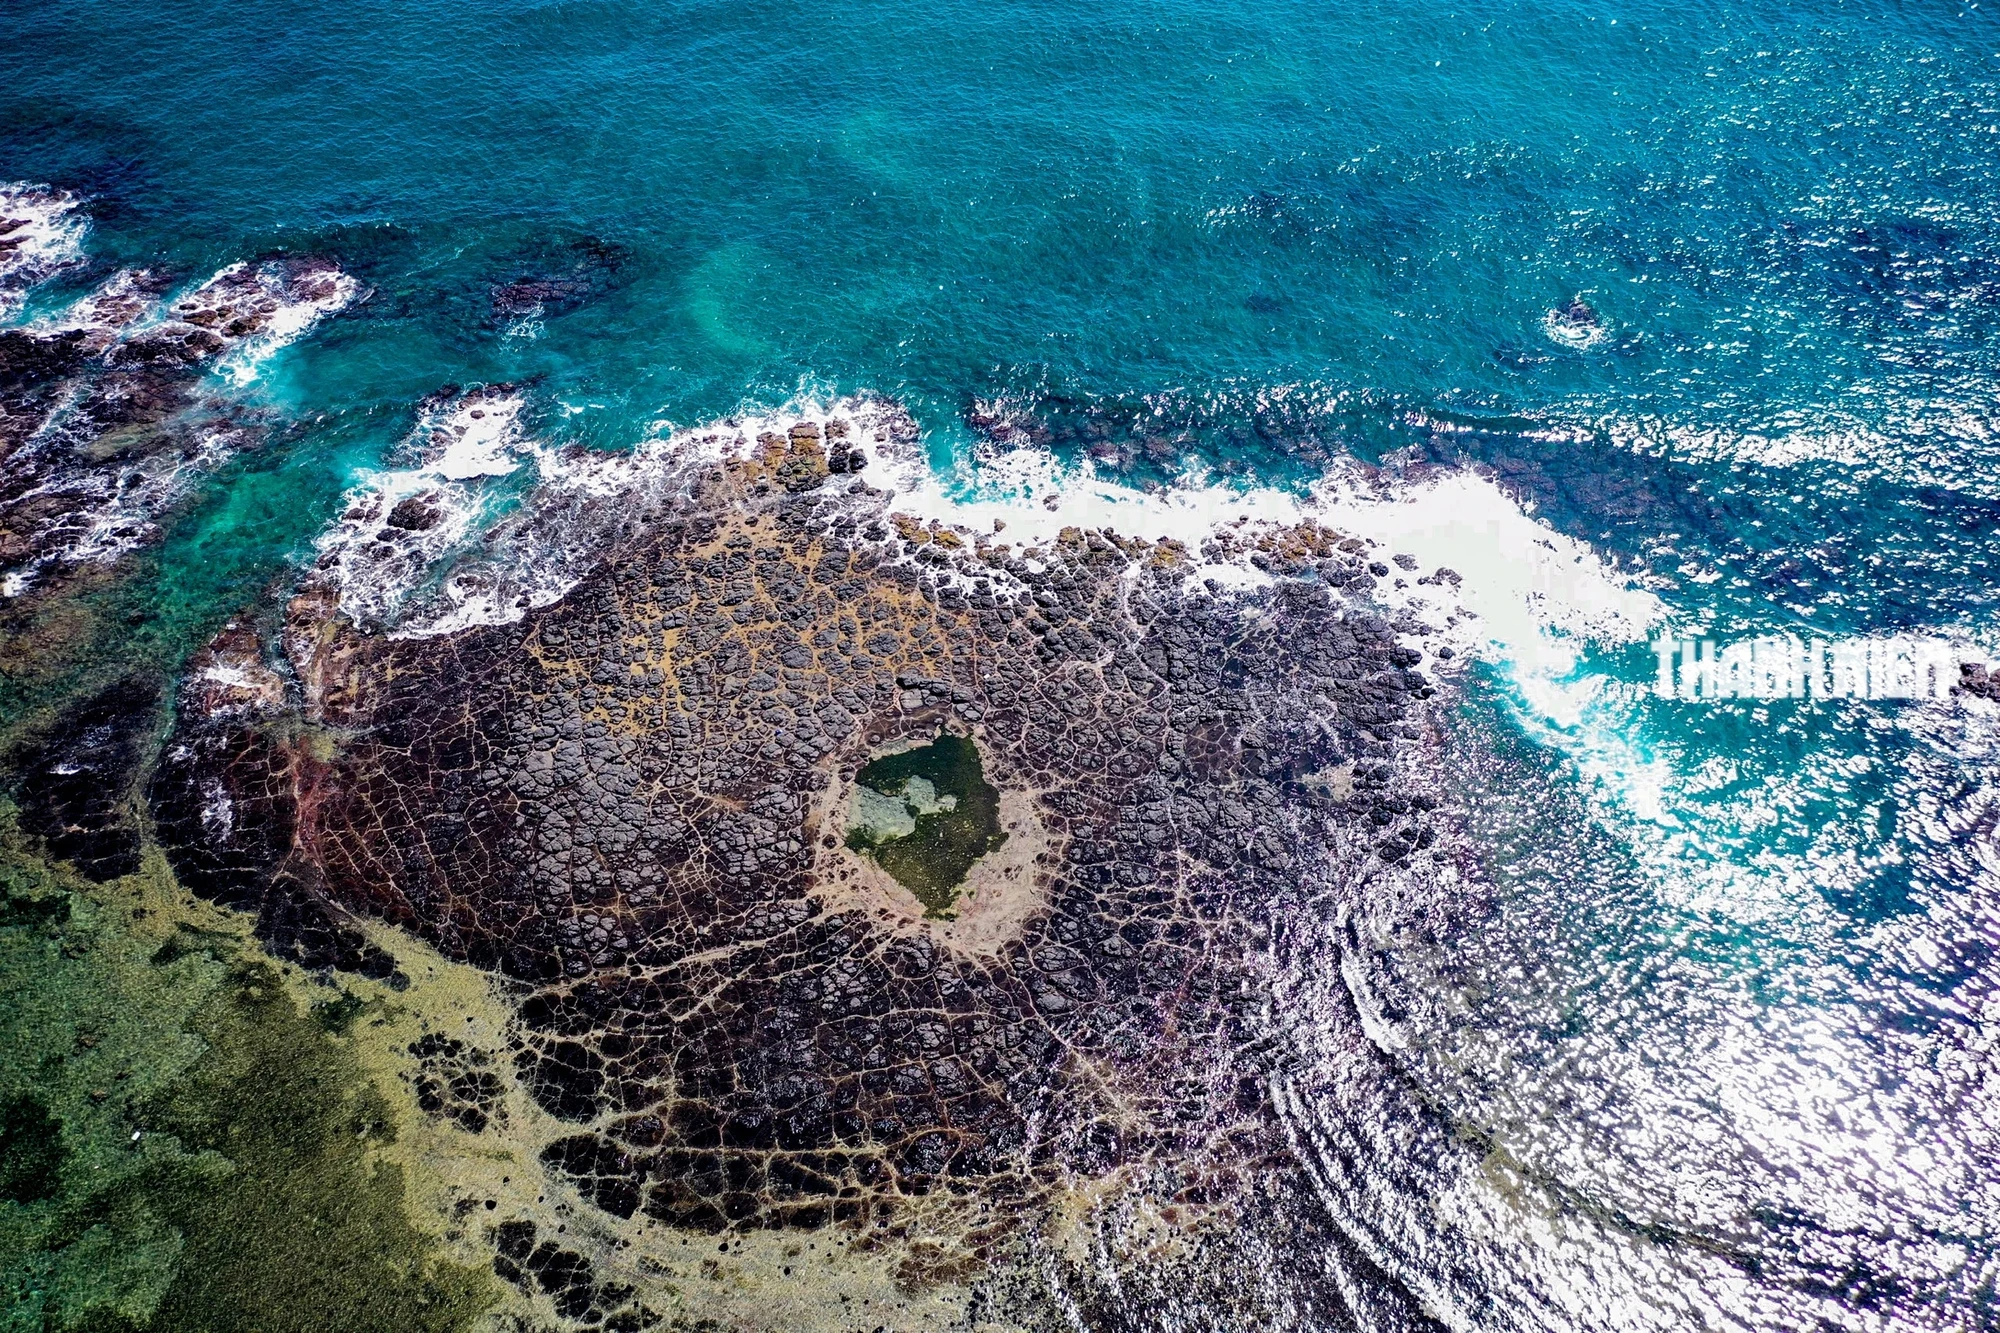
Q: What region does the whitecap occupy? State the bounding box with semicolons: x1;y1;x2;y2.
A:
62;427;245;565
325;386;1667;685
1541;294;1609;350
870;406;1662;674
0;250;360;592
31;267;169;347
310;389;536;631
176;259;360;386
500;301;546;341
312;388;756;638
0;183;87;319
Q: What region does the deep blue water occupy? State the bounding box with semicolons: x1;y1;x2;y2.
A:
9;1;1997;467
6;0;2000;1328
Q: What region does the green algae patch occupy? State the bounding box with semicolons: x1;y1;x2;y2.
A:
845;733;1006;916
0;1097;62;1206
0;838;493;1333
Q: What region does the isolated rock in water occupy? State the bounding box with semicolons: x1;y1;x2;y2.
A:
488;235;628;326
491;275;590;318
170;256;352;339
1557;296;1598;330
1542;294;1608;350
1960;661;2000;702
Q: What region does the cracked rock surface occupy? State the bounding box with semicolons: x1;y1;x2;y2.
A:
151;420;1448;1326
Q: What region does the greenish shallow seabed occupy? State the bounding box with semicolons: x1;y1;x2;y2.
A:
0;817;492;1333
846;733;1007;916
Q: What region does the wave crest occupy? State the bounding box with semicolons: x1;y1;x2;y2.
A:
0;183;87;319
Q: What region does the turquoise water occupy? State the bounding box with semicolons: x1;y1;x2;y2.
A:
7;0;2000;1327
10;3;1997;631
11;1;1998;633
10;1;1996;465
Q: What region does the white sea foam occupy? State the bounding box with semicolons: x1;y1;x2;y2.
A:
31;268;167;346
173;259;359;386
0;247;359;594
199;663;258;689
500;302;546;342
332;387;1666;682
1493;627;2000;930
430;396;526;480
312;390;534;630
0;183;87;319
869;408;1663;674
302;382;1999;1329
10;425;246;570
72;427;244;564
309;385;1699;957
320;386;2000;1286
850;395;2000;944
1541;307;1608;351
313;389;758;637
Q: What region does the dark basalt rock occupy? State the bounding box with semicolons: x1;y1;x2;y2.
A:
1960;662;2000;703
147;787;401;983
10;674;158;880
0;328;89;404
147;712;295;909
491;1218;658;1328
0;257;351;597
146;621;406;980
386;495;444;531
1554;296;1600;332
492;277;591;318
411;1033;507;1133
152;445;1445;1322
488;235;631;325
256;883;408;980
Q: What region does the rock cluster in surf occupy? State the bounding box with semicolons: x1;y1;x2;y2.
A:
0;251;355;606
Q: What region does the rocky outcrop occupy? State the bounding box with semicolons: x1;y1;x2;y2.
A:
152;415;1446;1322
8;673;159;880
0;255;355;600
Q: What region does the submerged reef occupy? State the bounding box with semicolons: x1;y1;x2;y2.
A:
133;402;1447;1328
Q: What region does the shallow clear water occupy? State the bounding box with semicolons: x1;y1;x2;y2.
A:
5;0;1999;1327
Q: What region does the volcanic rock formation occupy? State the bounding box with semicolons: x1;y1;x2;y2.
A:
150;412;1445;1322
0;256;354;593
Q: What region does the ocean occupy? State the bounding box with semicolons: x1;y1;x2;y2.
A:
3;0;1998;1329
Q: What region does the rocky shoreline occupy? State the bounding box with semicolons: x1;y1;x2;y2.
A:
0;220;355;723
17;384;1994;1332
0;255;354;579
127;401;1452;1328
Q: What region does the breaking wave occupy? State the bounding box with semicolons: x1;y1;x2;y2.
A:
330;387;1660;682
0;195;360;590
180;259;361;386
0;183;87;318
311;387;775;637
